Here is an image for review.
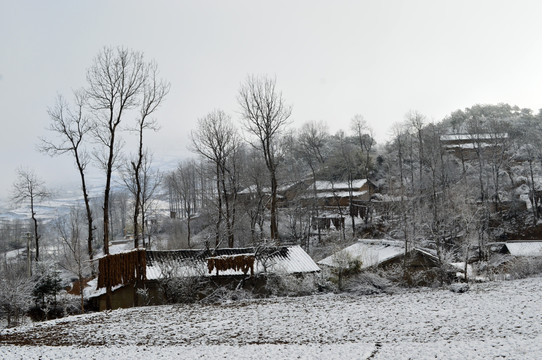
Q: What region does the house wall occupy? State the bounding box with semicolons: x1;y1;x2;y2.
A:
94;281;164;311
93;274;293;310
97;286;136;311
301;194;370;208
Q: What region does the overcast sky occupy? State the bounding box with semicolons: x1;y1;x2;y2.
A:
2;0;542;202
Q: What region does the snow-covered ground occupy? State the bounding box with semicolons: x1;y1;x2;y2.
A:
2;276;542;359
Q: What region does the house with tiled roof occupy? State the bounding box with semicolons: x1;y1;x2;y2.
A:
318;239;457;285
300;179;376;208
87;245;320;310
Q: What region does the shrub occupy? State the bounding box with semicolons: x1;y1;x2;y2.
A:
159;275;210;304
265;273;317;297
505;257;542;280
345;272;394;295
200;286;255;304
0;273;34;328
30;264;65;321
329;252;363;291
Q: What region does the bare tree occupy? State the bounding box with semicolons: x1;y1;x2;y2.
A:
351;115;376;226
238;75;292;242
406;110;426;194
296;121;329;243
517;114;542;224
110;190;130;239
240;146;268;244
516;128;542;223
388;122;413;278
40;91;96;272
86;46;149;257
55;207;88;312
336;130;357;238
139;153;163;247
123;151;162;247
130;64;169;248
191;110;239;247
485;117;512;205
223;142;242;248
85;47;149;313
168;160;198;247
351;114;375;180
11;169;50;265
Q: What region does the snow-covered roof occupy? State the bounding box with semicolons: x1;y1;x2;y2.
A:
84;278;124;299
443;143;496;150
505;241;542;257
312;179;368;192
440;133;508;141
93;240;135;259
301;191;367;199
318;240;405;269
146;245;320;279
238;184;261;194
4;248;25;260
238;182;300;195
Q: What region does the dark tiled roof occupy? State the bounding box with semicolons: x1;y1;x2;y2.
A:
145;246;319;278
146;246;289;266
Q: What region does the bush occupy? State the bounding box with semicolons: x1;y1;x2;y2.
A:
31;264;65;321
329;252;363;291
0;273;34;328
28;292;81;322
159;275;210;304
200;286;255;304
265;273;318;297
505;257;542;280
344;272;394;295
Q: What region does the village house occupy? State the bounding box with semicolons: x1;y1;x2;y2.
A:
300;179;376;208
299;179;378;230
440;133;509;161
238;178;377;210
318;239;457;286
237;181;311;208
86;245;320;311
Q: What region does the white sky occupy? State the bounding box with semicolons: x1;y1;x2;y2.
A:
2;0;542;201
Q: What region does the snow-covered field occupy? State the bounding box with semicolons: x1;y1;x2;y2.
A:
2;276;542;359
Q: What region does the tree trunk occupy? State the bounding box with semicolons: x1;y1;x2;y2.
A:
78;271;85;313
215;162;222;247
220;169;234;248
74;151;94;275
187;211;191;247
308;166;321;244
132;166;141;248
348;175;355;238
529;159;538;224
31;197;39;262
270;170;279;242
132;122;144;249
103;132;115;310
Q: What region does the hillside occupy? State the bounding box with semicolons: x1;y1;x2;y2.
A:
2;276;542;359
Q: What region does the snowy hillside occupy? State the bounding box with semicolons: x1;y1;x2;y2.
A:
2;276;542;359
